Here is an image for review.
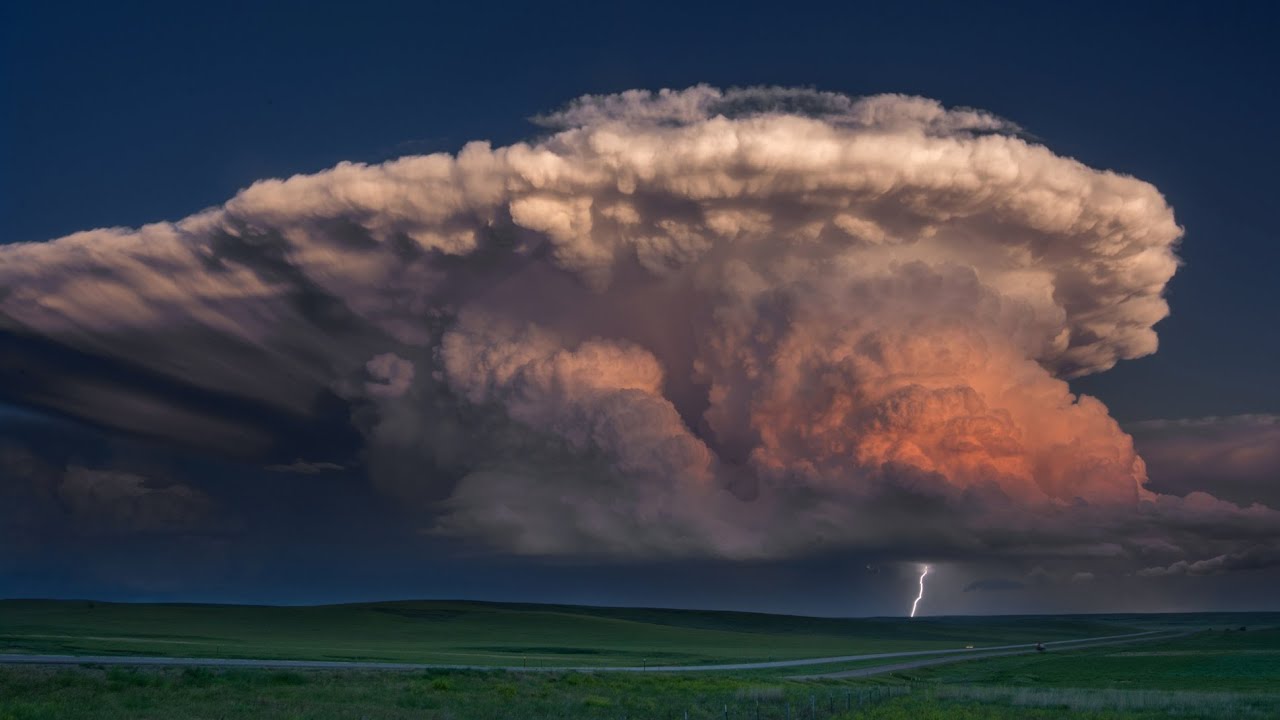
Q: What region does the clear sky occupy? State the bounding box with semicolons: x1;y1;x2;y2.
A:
1;1;1278;615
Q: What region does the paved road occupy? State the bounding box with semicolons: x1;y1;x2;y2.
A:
0;630;1173;673
789;631;1191;679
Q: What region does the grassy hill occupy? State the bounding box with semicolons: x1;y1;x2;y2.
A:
0;599;1153;666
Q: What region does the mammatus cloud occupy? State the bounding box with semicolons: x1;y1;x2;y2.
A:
2;86;1272;575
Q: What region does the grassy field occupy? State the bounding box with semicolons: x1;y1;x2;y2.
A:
0;600;1145;667
1;649;1278;720
897;627;1280;692
1;603;1278;719
0;666;853;720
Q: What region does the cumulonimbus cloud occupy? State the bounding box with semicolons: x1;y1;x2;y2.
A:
2;86;1272;572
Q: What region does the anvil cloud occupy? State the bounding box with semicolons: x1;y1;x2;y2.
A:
3;87;1274;573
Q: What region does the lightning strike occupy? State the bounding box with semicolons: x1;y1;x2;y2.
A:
910;564;931;617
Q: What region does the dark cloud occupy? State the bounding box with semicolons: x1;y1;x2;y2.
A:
0;330;364;462
1138;544;1280;578
57;465;215;536
264;459;347;474
1130;415;1280;507
963;578;1025;592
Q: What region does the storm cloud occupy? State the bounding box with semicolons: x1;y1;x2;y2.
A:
1130;415;1280;508
2;86;1271;576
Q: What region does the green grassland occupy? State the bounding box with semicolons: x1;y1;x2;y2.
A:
2;638;1279;720
0;666;877;720
1;603;1278;719
897;627;1280;692
0;599;1145;667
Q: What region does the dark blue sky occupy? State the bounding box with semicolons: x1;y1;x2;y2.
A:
2;1;1278;612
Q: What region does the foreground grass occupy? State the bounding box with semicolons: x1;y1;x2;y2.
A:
925;686;1280;718
3;666;863;720
2;665;1279;720
0;599;1148;667
853;692;1280;719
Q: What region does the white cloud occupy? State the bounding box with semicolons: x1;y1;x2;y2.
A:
8;86;1257;571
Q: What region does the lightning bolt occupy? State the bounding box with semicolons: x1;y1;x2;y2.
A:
910;564;930;618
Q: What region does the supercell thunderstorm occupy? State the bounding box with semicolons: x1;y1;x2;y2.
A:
3;86;1278;577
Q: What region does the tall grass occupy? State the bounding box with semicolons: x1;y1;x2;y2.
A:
931;685;1280;718
0;666;917;720
4;664;1280;719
